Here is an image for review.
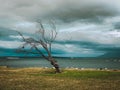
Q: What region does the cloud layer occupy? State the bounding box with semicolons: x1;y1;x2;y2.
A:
0;0;120;57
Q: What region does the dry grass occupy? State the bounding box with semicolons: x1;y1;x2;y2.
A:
0;67;120;90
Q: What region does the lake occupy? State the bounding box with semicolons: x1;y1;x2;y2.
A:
0;58;120;69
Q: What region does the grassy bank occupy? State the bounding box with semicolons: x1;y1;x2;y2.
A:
0;67;120;90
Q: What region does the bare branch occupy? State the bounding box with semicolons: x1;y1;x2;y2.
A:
17;31;26;41
17;20;60;73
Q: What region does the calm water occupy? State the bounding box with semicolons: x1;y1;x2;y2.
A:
0;58;120;69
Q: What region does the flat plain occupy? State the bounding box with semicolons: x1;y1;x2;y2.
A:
0;67;120;90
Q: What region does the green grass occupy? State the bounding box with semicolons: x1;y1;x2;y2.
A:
0;67;120;90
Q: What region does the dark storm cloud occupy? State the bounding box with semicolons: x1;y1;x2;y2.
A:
54;40;120;56
43;3;118;23
0;0;119;22
113;22;120;30
0;0;120;57
0;27;17;40
0;27;17;36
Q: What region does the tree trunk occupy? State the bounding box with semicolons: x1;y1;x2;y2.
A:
48;57;61;73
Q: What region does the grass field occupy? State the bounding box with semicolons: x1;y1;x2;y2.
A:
0;67;120;90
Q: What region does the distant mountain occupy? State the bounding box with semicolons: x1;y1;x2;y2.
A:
99;52;120;58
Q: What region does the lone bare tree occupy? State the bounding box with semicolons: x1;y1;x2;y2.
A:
17;20;60;73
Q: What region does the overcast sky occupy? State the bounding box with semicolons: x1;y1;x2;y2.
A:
0;0;120;57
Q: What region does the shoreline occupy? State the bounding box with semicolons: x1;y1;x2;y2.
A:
0;66;120;72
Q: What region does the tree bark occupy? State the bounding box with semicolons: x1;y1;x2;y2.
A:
48;57;61;73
